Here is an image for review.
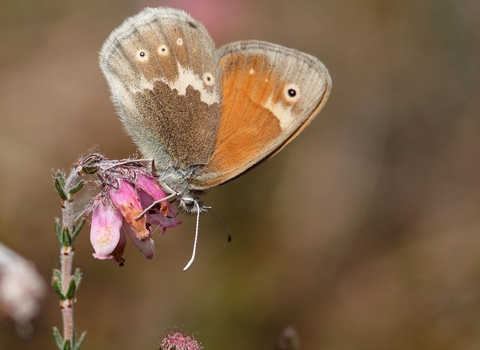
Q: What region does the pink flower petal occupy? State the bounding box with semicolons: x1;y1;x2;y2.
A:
90;201;123;259
138;190;181;234
109;228;127;266
109;179;149;240
135;174;167;201
123;223;155;259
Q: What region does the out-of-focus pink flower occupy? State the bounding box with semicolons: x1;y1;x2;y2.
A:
277;326;301;350
90;201;124;261
159;331;203;350
0;243;46;327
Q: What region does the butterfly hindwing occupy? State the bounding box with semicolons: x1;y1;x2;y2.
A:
190;40;331;190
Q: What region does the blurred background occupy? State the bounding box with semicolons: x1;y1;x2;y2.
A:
0;0;479;348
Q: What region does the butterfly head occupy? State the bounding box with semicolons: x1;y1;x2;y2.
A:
177;193;206;214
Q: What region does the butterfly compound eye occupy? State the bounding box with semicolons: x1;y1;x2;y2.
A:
181;197;197;212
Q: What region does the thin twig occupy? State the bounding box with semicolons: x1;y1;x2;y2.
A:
59;165;81;343
53;163;85;347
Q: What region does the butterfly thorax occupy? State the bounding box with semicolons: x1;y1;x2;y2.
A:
150;164;206;214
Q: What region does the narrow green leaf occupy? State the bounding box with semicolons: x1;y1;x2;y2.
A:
73;268;82;288
69;180;85;195
52;278;65;300
72;219;85;239
73;331;87;350
55;218;63;245
55;171;66;188
53;269;61;280
52;327;63;349
55;173;68;201
62;227;72;247
63;339;71;350
65;278;76;300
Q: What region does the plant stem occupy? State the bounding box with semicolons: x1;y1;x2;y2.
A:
59;164;81;344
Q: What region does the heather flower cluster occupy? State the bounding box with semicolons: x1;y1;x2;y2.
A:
88;158;181;265
159;331;203;350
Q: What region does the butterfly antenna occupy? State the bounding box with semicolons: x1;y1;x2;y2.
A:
183;201;201;271
207;207;232;242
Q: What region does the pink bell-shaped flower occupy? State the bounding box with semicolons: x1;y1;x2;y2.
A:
90;200;124;262
109;179;149;240
90;172;181;265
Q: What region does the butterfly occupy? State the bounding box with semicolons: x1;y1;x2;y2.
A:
99;7;331;268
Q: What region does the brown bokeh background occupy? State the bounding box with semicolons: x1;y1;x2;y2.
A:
1;0;479;349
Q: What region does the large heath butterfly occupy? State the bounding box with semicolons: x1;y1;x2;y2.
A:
99;7;331;265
